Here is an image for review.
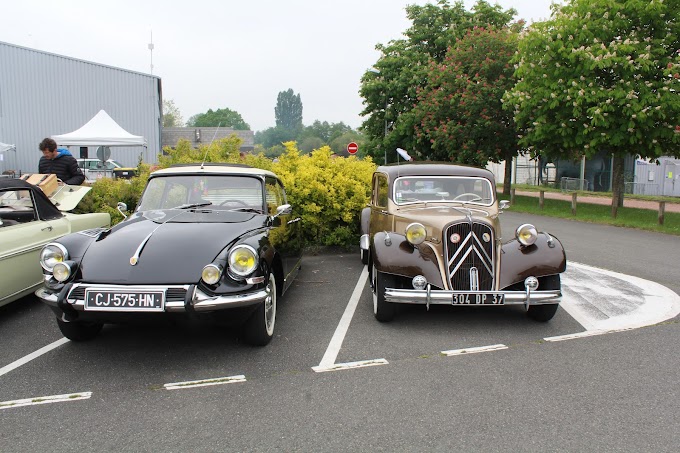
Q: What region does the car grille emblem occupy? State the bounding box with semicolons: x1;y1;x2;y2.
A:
450;233;461;244
482;233;490;242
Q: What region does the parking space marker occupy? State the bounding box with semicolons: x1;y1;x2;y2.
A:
313;266;369;371
441;344;508;356
0;338;70;378
313;358;388;373
0;392;92;410
163;375;246;390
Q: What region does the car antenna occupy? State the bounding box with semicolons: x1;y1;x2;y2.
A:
200;122;222;169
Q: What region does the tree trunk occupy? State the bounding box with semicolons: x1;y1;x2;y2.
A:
502;151;514;195
611;154;625;216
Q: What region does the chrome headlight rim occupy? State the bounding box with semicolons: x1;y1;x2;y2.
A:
52;262;72;282
405;223;427;245
201;264;223;285
40;243;69;272
228;244;259;277
516;223;538;246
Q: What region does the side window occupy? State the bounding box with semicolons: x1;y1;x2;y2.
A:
375;174;388;208
265;178;284;214
0;189;38;225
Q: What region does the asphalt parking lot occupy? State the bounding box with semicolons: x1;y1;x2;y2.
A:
2;215;680;451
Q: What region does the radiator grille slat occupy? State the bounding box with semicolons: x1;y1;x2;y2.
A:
445;222;495;291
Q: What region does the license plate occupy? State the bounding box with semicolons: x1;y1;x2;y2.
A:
85;289;165;312
452;293;504;305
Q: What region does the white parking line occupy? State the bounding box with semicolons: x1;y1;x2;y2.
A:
0;338;70;378
313;266;387;373
547;261;680;341
0;392;91;410
441;344;508;356
163;375;246;390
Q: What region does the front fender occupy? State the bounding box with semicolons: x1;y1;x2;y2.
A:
499;232;567;289
371;232;444;289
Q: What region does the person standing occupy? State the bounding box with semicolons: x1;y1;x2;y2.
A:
38;138;85;185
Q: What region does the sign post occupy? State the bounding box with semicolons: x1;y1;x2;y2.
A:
347;142;358;155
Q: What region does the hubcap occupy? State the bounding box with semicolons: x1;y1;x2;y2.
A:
265;274;276;335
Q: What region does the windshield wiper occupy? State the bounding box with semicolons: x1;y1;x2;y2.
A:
228;207;264;214
176;201;213;210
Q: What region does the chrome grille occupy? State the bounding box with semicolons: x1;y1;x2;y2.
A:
445;222;495;291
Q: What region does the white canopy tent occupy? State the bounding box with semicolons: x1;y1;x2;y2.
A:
51;110;147;147
0;142;16;154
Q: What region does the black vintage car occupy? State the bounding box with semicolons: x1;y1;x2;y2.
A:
36;164;302;345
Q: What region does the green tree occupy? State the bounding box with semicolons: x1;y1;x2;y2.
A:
330;131;366;156
504;0;680;213
162;99;184;127
186;108;250;130
275;89;303;131
413;26;520;194
255;126;298;148
359;0;517;163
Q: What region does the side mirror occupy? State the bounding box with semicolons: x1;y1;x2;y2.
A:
274;204;292;217
117;202;128;220
499;200;510;210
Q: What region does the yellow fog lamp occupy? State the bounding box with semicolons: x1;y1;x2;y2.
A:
516;224;538;246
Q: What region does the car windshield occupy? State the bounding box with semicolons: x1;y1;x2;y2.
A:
393;176;494;206
137;175;264;212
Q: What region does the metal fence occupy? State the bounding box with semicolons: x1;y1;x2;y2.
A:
560;177;589;192
624;182;659;196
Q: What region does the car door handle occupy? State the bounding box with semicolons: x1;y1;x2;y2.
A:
42;225;53;232
287;218;301;225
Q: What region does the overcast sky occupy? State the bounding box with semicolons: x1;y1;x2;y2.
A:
1;0;559;132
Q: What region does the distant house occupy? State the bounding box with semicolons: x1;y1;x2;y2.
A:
162;127;254;153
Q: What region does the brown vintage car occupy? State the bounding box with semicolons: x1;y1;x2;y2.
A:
360;163;566;322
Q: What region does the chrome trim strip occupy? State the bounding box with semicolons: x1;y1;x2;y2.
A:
384;288;561;305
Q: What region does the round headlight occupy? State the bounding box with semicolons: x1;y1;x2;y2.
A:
516;224;538;246
228;245;258;277
40;243;68;271
201;264;223;285
405;223;427;245
52;262;72;282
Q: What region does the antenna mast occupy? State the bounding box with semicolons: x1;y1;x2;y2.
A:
148;30;154;75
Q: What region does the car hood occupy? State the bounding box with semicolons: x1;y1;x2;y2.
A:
79;210;267;284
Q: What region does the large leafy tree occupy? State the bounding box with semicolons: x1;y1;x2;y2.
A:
359;0;517;163
162;99;184;127
275;89;303;131
413;26;519;193
186;108;250;130
504;0;680;212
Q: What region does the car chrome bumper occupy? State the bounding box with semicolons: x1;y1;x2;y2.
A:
36;285;268;313
384;287;561;307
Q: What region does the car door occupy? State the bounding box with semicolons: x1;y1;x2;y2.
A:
0;189;70;305
369;172;392;239
265;177;301;291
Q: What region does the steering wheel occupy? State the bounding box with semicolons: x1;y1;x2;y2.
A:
453;193;483;202
218;199;249;207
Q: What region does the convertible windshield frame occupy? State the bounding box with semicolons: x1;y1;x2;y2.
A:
392;175;495;207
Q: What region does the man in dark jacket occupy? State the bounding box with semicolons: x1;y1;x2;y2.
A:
38;138;85;185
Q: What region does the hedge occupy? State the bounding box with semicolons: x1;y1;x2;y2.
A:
74;138;376;247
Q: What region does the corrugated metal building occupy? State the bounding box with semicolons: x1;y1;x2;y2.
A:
0;41;161;175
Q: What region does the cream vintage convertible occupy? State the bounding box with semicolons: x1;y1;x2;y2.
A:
0;178;110;307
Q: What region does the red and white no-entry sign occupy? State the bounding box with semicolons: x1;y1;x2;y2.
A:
347;142;358;154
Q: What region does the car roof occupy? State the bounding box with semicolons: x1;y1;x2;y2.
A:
376;162;495;182
151;163;278;179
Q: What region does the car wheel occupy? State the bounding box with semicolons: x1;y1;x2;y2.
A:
243;272;277;346
56;319;103;341
372;264;395;322
360;248;368;265
527;274;561;322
